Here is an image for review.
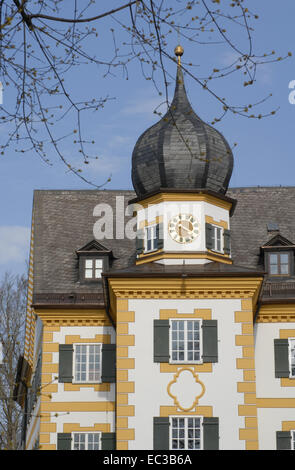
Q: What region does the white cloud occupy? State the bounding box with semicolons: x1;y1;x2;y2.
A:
0;226;30;264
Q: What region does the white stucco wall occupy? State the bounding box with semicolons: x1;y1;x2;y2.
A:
47;325;116;446
255;322;295;398
136;200;230;255
257;408;295;450
127;298;245;450
255;322;295;449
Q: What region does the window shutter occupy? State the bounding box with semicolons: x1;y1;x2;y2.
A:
153;417;169;450
202;320;218;363
205;223;213;250
156;223;164;250
203;417;219;450
58;344;73;383
101;432;116;450
136;228;145;255
57;433;72;450
276;431;291;450
274;339;290;378
154;320;170;363
223;229;231;255
101;344;116;383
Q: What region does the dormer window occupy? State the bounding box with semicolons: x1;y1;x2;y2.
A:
85;258;103;279
76;240;113;283
261;233;295;278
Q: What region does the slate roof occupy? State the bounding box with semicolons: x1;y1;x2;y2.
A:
227;186;295;271
32;186;295;303
131;64;233;198
32;189;136;295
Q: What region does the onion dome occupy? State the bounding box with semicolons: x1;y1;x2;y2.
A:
131;47;234;198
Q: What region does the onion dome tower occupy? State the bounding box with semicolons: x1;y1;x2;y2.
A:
131;46;234;199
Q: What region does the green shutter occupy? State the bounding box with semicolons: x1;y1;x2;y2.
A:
202;320;218;363
205;223;213;250
274;339;290;378
101;344;116;383
57;433;72;450
101;432;116;450
136;228;145;255
276;431;291;450
224;229;231;255
58;344;73;383
156;223;164;250
203;417;219;450
153;417;169;450
154;320;170;363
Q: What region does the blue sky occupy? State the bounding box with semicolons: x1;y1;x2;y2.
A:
1;0;295;278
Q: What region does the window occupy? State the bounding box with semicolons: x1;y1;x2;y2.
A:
145;225;158;252
72;433;100;450
85;258;103;279
136;223;163;256
170;417;202;450
57;431;116;450
170;320;201;363
276;430;295;450
154;416;219;450
289;339;295;378
154;319;218;364
205;223;230;254
73;344;101;383
268;253;290;276
211;225;223;252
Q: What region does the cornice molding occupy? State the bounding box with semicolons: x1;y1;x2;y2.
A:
108;277;263;318
136;250;232;265
34;307;110;325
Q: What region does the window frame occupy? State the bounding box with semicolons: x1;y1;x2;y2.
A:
266;251;292;277
144;224;158;253
72;432;101;450
169;416;203;450
169;319;203;364
84;257;104;280
211;225;223;253
72;343;102;384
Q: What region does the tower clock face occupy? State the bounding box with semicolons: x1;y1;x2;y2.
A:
168;214;200;244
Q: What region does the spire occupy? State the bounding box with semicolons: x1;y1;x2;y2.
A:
171;44;192;113
131;47;234;198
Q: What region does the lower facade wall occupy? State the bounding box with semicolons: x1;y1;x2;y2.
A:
36;322;116;450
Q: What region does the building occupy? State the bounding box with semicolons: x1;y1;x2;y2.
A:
14;47;295;451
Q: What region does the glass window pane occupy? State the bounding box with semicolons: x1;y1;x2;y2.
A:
269;264;278;275
85;259;93;268
95;259;103;268
280;264;289;275
85;269;93;278
280;254;289;264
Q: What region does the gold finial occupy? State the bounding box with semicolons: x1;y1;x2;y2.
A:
174;45;184;65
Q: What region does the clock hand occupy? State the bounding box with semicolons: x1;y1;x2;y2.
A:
178;223;193;235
